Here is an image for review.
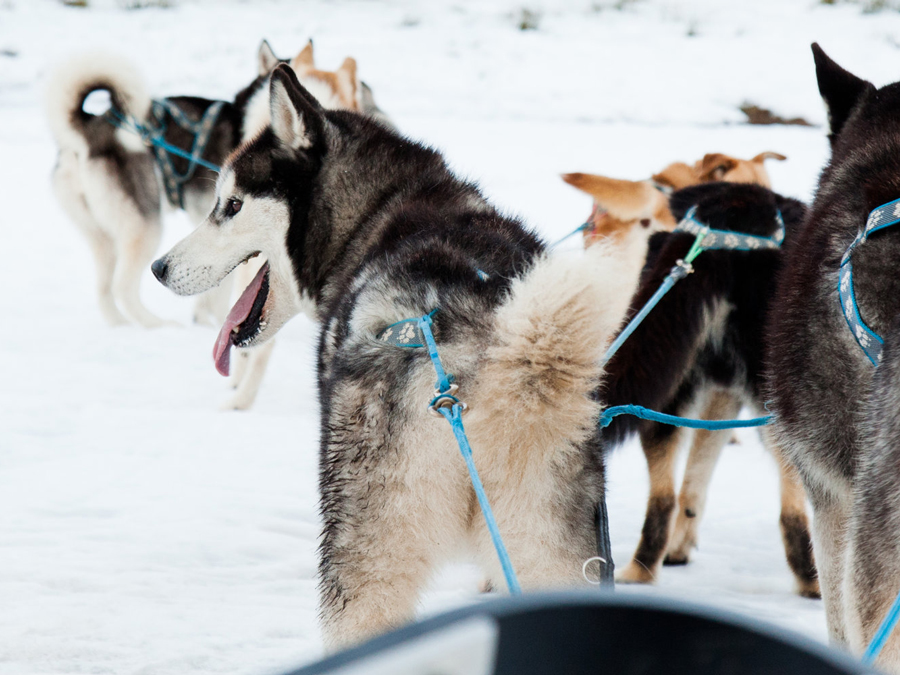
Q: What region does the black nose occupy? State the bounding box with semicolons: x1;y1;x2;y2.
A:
151;257;168;283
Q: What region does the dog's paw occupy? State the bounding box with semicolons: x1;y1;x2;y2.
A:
663;551;691;566
615;561;656;584
796;577;821;599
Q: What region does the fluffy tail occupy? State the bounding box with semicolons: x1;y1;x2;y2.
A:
45;52;150;152
470;244;635;457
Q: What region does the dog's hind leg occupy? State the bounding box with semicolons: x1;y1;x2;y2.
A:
617;425;684;584
762;429;819;598
846;474;900;670
808;487;852;646
845;337;900;669
113;222;171;328
52;153;128;326
665;389;741;566
471;438;604;593
317;380;470;650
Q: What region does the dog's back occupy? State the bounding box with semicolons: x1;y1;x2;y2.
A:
603;181;805;445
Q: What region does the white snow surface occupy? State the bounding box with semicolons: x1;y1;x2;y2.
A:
3;0;898;672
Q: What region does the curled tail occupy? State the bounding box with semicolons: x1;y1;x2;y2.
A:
45;52;150;153
470;244;635;456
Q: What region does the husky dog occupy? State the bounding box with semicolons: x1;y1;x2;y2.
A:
766;44;900;667
227;40;394;411
595;182;819;597
47;40;389;331
46;54;167;327
45;42;287;326
151;65;633;647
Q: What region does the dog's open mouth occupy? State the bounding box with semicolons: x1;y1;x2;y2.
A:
213;261;270;377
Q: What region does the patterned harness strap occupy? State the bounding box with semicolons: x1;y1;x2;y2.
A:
675;205;785;250
838;197;900;366
148;98;225;209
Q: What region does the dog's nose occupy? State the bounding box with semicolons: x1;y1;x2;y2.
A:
151;257;168;283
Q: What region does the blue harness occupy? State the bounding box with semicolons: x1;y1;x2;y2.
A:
601;205;785;366
146;99;224;209
105;98;224;209
838;197;900;366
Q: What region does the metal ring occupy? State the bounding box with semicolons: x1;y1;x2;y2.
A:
434;383;459;397
581;556;607;585
428;395;468;418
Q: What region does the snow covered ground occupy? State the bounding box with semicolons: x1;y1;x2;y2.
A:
2;0;899;672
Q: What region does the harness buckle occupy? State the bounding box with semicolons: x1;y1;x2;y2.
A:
675;259;694;275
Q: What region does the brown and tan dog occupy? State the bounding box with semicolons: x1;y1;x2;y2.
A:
562;151;786;248
561;151;819;598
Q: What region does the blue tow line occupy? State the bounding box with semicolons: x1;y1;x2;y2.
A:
417;313;522;595
599;405;772;431
601;261;691;366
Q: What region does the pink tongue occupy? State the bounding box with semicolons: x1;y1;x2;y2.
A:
213;261;269;377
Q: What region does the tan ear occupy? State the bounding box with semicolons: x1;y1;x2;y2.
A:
751;151;787;164
652;162;698;190
561;173;656;220
697;153;738;182
336;57;359;110
291;40;315;72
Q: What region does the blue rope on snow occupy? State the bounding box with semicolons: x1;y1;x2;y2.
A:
416;313;522;595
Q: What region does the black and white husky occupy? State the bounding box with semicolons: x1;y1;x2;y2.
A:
45;42;288;327
601;182;819;598
152;64;633;647
45;41;389;331
767;44;900;669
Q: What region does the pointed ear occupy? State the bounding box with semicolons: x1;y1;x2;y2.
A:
751;151;787;164
291;40;315;72
697;154;737;182
269;64;324;150
336;57;359;110
561;173;656;219
258;40;281;76
812;43;874;139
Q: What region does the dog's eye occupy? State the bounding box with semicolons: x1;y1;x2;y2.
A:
640;219;651;229
225;198;243;218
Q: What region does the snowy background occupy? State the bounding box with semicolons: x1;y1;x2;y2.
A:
3;0;900;673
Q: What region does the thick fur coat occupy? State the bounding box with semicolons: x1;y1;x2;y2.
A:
152;65;635;648
766;44;900;670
